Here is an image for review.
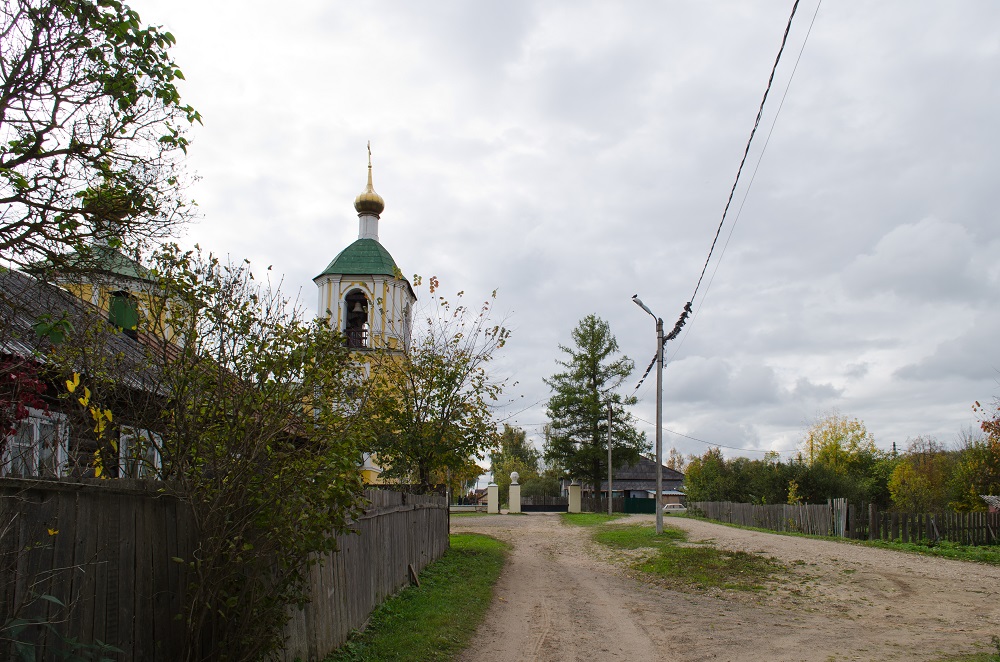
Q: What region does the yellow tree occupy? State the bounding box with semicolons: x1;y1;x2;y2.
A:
364;285;510;492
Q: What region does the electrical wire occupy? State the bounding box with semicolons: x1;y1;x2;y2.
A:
669;0;822;361
662;0;805;348
631;414;798;455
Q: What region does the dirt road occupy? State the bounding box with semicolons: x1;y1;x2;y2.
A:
451;513;1000;662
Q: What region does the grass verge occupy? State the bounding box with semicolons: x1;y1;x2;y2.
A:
561;512;626;527
860;539;1000;565
325;533;508;662
593;523;782;591
449;511;488;517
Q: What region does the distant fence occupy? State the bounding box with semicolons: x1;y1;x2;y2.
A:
0;478;448;661
690;500;1000;546
580;497;659;514
521;496;568;513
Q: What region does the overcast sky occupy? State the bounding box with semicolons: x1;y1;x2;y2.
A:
130;0;1000;463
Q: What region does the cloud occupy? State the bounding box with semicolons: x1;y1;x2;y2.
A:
842;218;994;302
895;311;1000;382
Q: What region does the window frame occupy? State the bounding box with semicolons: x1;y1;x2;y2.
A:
1;407;69;478
118;426;163;479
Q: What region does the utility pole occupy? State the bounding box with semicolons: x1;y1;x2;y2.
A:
633;294;664;535
607;402;613;516
654;315;663;535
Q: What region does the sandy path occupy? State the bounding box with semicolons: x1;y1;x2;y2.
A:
451;513;1000;662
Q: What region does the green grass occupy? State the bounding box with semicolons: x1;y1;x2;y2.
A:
560;512;626;527
325;533;508;662
448;511;488;517
592;523;782;591
593;523;685;548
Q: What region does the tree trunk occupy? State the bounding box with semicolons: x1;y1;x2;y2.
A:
591;457;602;505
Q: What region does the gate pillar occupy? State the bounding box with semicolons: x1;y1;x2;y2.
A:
568;481;581;513
487;482;499;514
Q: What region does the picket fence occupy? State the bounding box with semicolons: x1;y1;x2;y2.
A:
0;477;448;661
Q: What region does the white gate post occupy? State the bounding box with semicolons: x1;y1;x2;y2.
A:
487;481;499;514
568;481;581;513
509;471;521;514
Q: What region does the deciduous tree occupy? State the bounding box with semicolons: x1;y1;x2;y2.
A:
888;437;953;512
1;0;200;270
50;244;369;661
491;424;540;503
948;405;1000;511
364;284;509;492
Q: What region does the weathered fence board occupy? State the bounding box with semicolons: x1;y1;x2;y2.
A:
691;500;1000;546
690;501;837;536
1;478;448;661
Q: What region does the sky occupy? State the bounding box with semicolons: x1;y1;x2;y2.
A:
130;0;1000;463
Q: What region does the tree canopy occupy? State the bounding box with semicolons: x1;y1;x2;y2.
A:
1;0;200;270
364;283;509;491
491;424;541;503
45;244;368;660
544;314;647;496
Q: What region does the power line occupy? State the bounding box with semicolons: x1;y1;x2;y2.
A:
669;0;822;361
662;0;806;348
631;414;798;455
496;397;548;424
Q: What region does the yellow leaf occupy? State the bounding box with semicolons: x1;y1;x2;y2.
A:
47;528;59;536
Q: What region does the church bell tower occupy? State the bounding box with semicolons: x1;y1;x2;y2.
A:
314;146;416;353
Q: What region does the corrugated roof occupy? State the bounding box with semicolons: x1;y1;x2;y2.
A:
0;270;167;396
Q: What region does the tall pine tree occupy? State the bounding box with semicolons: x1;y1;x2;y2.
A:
544;315;648;498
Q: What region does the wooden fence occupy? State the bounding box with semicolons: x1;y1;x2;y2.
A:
690;500;1000;545
862;507;998;545
690;500;840;536
0;478;448;661
282;490;449;661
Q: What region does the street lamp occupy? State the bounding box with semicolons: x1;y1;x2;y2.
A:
632;294;664;535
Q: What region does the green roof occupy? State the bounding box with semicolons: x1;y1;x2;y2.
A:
316;238;400;278
31;243;153;283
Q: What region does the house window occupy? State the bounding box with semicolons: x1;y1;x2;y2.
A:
1;408;69;478
118;427;162;479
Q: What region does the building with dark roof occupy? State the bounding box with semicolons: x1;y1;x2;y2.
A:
567;455;685;501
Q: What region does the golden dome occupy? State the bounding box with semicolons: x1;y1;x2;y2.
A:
354;144;385;215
